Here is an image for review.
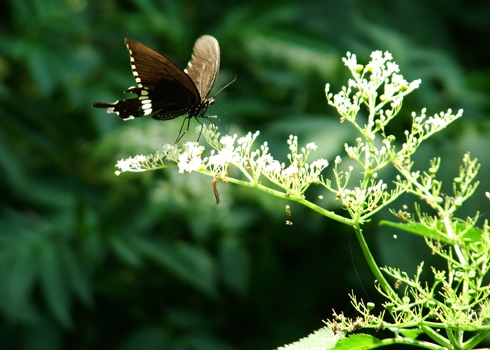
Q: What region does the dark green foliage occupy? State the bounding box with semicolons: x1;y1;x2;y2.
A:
0;0;489;349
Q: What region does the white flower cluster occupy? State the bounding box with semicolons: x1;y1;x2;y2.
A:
249;135;329;196
115;154;164;175
337;176;389;214
114;142;205;175
325;51;421;130
115;124;329;198
203;129;256;178
324;51;463;214
399;108;463;157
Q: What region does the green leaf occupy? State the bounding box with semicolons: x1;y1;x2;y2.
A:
219;235;250;295
0;232;40;322
40;241;72;328
132;237;218;297
58;245;93;307
110;235;144;267
380;220;484;245
186;332;235;350
399;328;423;339
277;327;344;350
332;334;382;350
380;221;449;242
121;326;172;350
21;319;62;350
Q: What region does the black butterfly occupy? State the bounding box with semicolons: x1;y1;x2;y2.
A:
93;35;220;134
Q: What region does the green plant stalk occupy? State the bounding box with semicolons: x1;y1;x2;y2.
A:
447;329;465;350
463;329;490;349
211;172;354;226
352;224;400;303
375;337;450;350
421;325;451;348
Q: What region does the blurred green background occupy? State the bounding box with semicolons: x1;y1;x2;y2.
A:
1;0;489;349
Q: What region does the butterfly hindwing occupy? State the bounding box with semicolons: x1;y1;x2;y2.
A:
184;35;220;101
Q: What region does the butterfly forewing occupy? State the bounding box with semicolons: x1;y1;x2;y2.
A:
125;39;199;98
184;35;220;101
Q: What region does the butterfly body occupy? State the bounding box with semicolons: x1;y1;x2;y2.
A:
93;35;220;124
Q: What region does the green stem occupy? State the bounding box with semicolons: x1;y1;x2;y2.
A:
446;329;463;350
219;175;354;226
297;198;353;226
353;224;400;302
373;336;449;350
463;329;490;349
421;326;450;348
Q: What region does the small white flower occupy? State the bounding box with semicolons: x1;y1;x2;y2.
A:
283;165;300;178
221;134;237;148
306;142;318;151
176;142;205;173
311;159;329;170
370;50;383;61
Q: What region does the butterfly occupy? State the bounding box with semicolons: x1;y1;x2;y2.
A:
93;35;220;138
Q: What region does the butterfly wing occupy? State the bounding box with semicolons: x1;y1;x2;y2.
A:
93;39;200;121
184;35;220;101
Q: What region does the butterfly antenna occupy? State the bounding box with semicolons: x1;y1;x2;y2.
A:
202;76;238;136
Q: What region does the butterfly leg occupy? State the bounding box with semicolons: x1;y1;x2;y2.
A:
174;116;194;143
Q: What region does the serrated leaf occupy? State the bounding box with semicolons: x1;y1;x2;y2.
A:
277;327;344;350
332;334;381;350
